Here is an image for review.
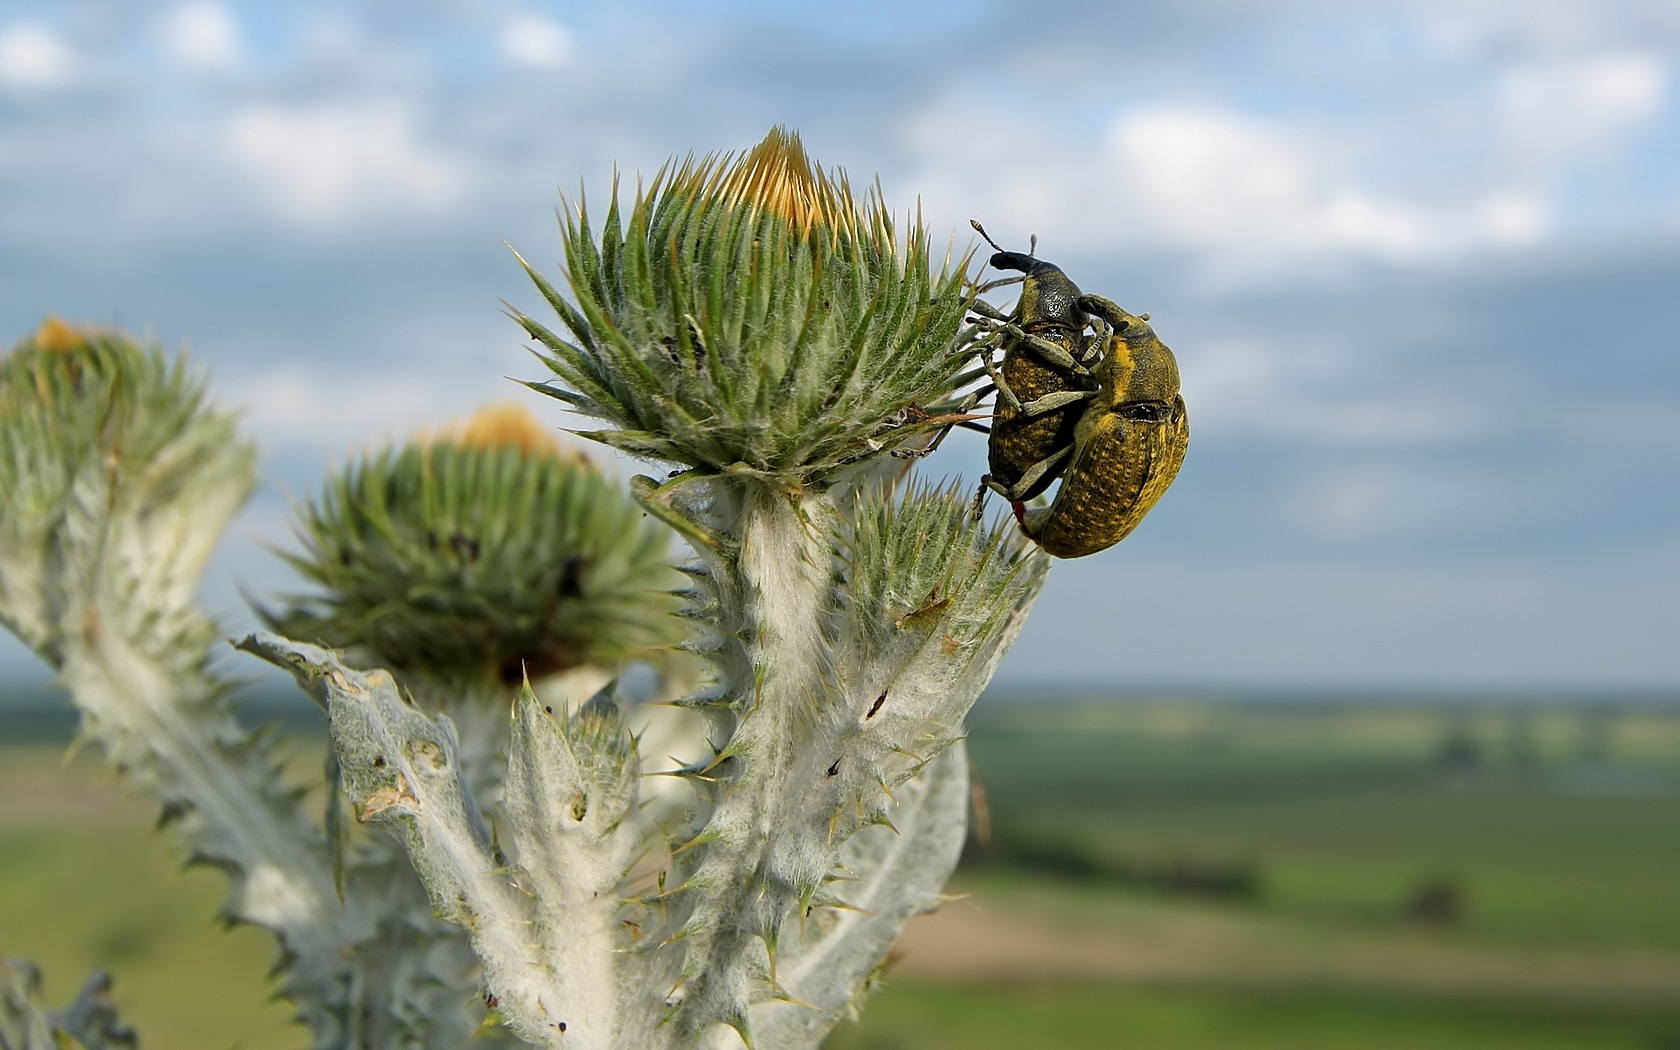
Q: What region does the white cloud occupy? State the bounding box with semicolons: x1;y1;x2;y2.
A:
223;101;471;225
900;96;1552;282
1180;338;1499;449
902;36;1668;282
225;363;486;454
1286;464;1512;540
0;23;75;89
500;14;573;69
1498;51;1669;163
1106;105;1549;266
158;2;244;72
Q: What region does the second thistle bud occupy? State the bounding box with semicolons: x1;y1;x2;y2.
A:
267;402;682;693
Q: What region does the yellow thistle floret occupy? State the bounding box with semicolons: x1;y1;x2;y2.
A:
31;316;95;353
667;125;863;244
422;400;590;464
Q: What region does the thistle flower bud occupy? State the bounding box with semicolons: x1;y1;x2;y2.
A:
0;318;253;663
514;126;980;484
0;323;379;1043
267;402;683;693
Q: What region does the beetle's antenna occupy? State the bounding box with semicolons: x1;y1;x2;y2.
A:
969;219;1005;254
1028;233;1038;258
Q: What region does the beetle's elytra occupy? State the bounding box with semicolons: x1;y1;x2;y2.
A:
1015;295;1189;559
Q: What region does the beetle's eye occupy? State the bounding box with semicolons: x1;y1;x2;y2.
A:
1119;402;1170;422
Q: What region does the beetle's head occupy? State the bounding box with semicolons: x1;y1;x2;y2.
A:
991;253;1084;331
1102;320;1181;405
986;250;1039;275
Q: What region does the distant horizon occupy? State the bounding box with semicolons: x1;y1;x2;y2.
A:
4;668;1677;716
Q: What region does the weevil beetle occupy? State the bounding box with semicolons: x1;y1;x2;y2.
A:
967;222;1102;504
1015;295;1189;559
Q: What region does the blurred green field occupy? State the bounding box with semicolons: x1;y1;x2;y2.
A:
965;700;1680;952
0;744;302;1048
5;695;1680;1048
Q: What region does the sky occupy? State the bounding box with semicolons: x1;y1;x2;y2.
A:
1;0;1677;695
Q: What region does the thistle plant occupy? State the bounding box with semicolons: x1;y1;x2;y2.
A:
0;323;686;1046
0;320;358;1037
248;126;1050;1048
4;127;1050;1049
0;958;136;1050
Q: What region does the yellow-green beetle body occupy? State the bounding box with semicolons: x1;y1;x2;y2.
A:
1018;297;1189;559
978;251;1099;502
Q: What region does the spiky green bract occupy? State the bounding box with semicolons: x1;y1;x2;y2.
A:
644;477;1047;1046
0;960;137;1050
514;127;981;483
0;324;491;1049
244;634;662;1050
267;417;682;694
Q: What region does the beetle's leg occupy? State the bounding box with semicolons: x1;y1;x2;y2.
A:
966;298;1013;323
968;340;1017;413
1018;389;1096;419
981;351;1023;413
1075;315;1112;368
994;324;1091;376
970;275;1026;298
1021;329;1090;375
1010;444;1074;499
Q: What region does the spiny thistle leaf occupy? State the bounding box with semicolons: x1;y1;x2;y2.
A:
0;322;445;1047
245;633;659;1049
0;960;138;1050
752;744;971;1044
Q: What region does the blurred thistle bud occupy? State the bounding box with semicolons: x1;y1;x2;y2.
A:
0;318;254;664
513;125;980;484
265;401;682;693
